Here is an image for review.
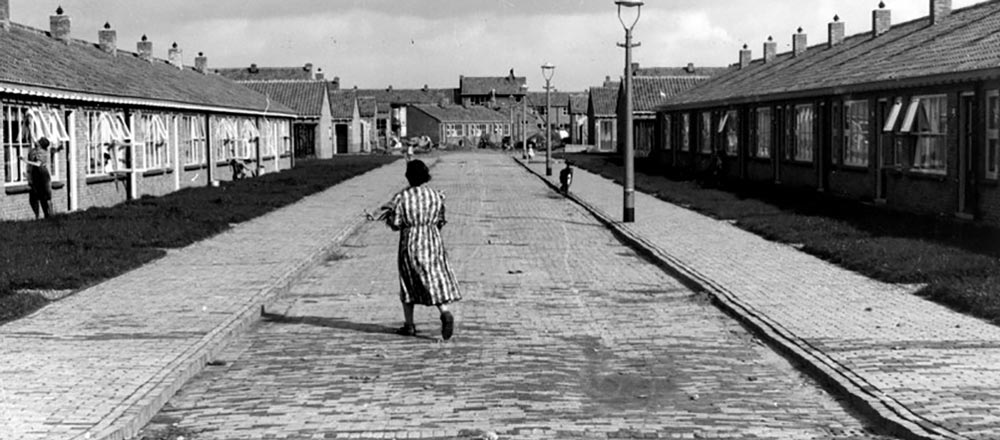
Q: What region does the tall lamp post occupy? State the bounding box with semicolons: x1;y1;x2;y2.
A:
616;0;643;223
521;83;529;159
541;63;556;176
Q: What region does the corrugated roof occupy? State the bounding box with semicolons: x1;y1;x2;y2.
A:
460;76;527;96
526;91;573;108
214;65;314;81
358;96;377;118
411;104;508;122
589;86;618;117
0;23;291;114
635;66;730;77
328;89;357;119
240;81;328;118
661;1;1000;110
632;76;710;113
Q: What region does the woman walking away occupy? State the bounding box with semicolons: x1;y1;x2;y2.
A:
383;160;462;340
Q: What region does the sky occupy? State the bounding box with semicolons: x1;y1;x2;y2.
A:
8;0;989;92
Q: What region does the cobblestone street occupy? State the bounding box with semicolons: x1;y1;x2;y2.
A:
144;153;894;439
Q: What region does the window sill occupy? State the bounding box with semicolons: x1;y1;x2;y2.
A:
280;153;291;158
183;163;208;172
87;174;128;185
782;160;815;167
978;178;999;187
834;165;870;173
142;168;174;178
4;181;64;194
887;168;948;181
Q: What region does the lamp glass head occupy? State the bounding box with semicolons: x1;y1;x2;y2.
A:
615;0;644;7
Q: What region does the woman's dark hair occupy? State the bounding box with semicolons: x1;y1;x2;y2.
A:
37;137;50;150
405;159;431;186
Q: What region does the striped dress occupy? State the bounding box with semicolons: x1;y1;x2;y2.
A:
385;186;462;306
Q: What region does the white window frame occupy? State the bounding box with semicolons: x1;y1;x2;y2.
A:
793;104;815;162
84;111;133;176
906;94;948;175
700;111;712;153
723;110;738;156
662;114;672;151
681;113;690;152
3;104;68;184
140;114;170;170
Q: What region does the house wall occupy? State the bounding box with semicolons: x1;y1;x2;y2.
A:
405;107;440;145
1;97;292;221
317;93;334;158
656;81;1000;227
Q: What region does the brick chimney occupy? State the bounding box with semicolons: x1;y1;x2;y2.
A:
315;68;324;81
763;36;777;63
930;0;951;24
168;42;182;69
98;22;116;55
873;2;891;37
137;35;153;62
739;44;752;69
1;0;10;30
422;84;429;92
304;62;313;76
685;62;695;73
331;76;340;90
630;62;639;76
194;52;207;73
249;63;259;73
792;28;807;57
828;15;845;48
50;6;70;42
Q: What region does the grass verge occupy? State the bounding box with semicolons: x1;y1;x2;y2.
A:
0;155;399;324
563;153;1000;324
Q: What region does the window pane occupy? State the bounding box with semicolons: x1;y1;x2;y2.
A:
725;110;738;156
910;95;947;174
681;114;690;151
756;107;771;158
844;100;869;167
700;112;711;153
794;104;814;162
663;115;672;151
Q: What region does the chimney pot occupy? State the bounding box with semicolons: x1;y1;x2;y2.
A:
99;22;117;55
872;3;891;37
168;42;183;69
195;52;207;73
137;35;153;62
304;62;313;72
793;28;807;57
249;63;258;73
763;36;777;63
315;68;324;81
49;7;71;42
739;44;752;69
630;62;639;76
828;16;845;48
930;0;951;24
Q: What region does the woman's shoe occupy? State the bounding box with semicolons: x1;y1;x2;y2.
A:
440;311;454;340
395;324;416;336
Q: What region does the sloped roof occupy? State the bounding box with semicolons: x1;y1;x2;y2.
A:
328;89;357;119
589;86;619;118
353;87;457;114
411;104;508;122
460;76;527;96
568;93;589;114
358;96;377;118
526;91;573;108
0;23;292;115
240;81;328;118
631;76;710;113
635;66;729;77
660;1;1000;110
214;64;314;81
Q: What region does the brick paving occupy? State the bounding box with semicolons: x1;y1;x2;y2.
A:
523;157;1000;440
143;153;894;440
0;159;410;440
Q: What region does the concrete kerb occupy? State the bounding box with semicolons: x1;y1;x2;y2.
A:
81;159;412;440
512;156;966;440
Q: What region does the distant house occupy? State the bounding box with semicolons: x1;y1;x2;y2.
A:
357;96;377;153
351;86;457;147
0;6;296;220
327;89;363;154
616;63;723;155
216;63;337;159
588;85;619;151
459;70;527;107
526;91;573;141
568;93;590;145
407;104;511;147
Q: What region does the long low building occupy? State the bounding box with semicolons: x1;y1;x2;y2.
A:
0;4;296;220
407;103;511;147
655;0;1000;226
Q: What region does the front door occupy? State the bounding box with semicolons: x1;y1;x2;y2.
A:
294;123;316;158
958;93;976;217
335;124;349;154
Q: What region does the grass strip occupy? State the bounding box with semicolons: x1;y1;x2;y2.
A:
564;153;1000;324
0;155;399;324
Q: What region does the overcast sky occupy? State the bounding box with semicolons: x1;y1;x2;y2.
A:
9;0;988;92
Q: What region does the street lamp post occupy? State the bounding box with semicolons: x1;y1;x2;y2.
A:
541;63;556;176
521;83;529;160
616;0;643;223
